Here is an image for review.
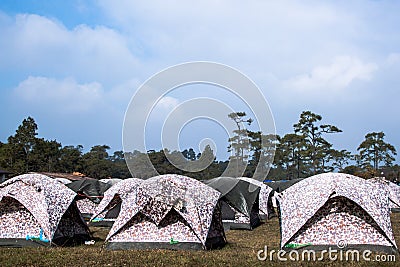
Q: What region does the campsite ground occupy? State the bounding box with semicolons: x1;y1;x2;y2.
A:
0;214;399;266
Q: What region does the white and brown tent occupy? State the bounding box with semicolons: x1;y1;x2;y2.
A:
277;173;397;253
90;178;143;226
388;181;400;212
0;173;91;247
105;174;226;250
369;177;400;212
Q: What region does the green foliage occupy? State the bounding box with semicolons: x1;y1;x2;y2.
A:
246;132;278;180
29;138;62;172
124;150;159;179
0;118;130;179
293;111;342;175
227;112;253;177
330;149;352;172
357;131;397;170
109;150;131;178
81;145;113;179
58;145;83;173
274;133;308;179
182;148;197;161
6;116;39;174
1;113;399;181
342;164;363;176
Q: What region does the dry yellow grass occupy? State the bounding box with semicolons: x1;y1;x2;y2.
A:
0;213;399;266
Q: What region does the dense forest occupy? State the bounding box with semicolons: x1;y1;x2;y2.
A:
0;111;399;182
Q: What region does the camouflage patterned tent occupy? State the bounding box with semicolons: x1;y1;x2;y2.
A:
369;178;400;212
106;174;226;250
90;178;143;226
277;173;397;253
238;177;275;220
203;177;261;230
388;181;400;212
0;173;91;247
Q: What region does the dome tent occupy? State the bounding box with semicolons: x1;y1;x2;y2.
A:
277;173;397;253
369;177;400;213
90;178;143;227
238;177;275;220
388;181;400;212
0;173;91;247
105;174;226;250
203;177;261;230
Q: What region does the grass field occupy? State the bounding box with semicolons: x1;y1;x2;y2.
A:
0;213;399;266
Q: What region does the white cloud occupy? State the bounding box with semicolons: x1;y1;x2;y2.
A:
96;0;355;71
0;14;140;85
106;78;141;105
14;76;104;113
386;53;400;65
2;1;400;159
157;96;179;110
148;96;180;123
283;56;378;92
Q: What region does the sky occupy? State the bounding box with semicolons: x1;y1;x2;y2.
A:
1;0;400;162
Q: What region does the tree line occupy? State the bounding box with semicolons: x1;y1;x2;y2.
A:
0;111;398;181
0;117;130;179
270;111;397;181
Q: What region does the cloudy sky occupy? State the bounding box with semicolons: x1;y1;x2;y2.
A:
1;1;400;161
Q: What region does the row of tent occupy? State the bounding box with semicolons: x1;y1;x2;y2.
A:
55;176;275;231
0;172;399;253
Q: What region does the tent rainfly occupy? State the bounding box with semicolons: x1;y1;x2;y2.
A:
238;177;275;220
203;177;261;230
0;173;91;247
90;178;143;227
66;179;111;218
277;173;398;253
106;174;226;250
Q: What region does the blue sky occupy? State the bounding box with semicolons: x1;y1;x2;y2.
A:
1;1;400;161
